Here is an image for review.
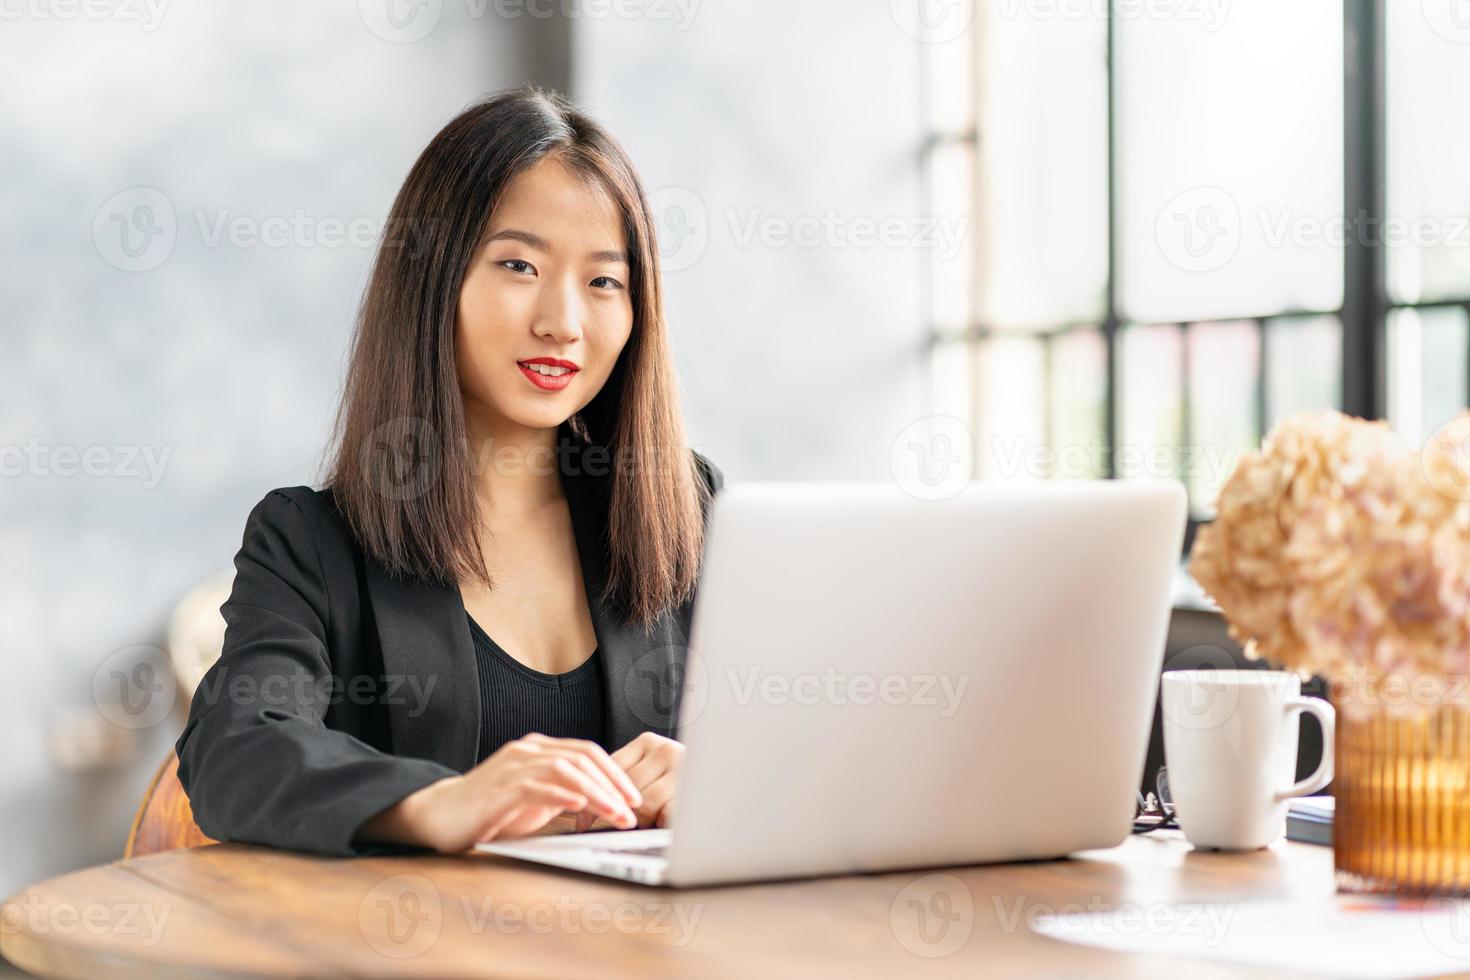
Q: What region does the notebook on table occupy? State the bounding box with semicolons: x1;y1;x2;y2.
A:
1286;795;1334;846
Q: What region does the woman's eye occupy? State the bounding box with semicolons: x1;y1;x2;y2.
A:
591;276;624;290
500;259;534;275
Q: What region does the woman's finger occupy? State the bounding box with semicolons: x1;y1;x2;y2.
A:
575;744;672;832
573;764;667;834
573;810;609;833
541;748;643;821
517;779;588;810
637;772;678;828
519;735;631;811
537;758;636;827
610;733;651;772
479;781;587;841
546;740;643;809
622;752;667;794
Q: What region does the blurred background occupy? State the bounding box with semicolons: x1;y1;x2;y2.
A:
2;0;1467;940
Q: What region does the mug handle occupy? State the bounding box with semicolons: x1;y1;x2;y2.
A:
1275;696;1336;801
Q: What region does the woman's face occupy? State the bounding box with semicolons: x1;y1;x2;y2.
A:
456;154;634;439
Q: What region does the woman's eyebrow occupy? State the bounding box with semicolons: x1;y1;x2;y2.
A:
485;227;627;264
484;227;548;250
587;247;629;265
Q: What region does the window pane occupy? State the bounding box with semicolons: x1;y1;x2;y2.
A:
1265;316;1342;426
1117;1;1343;323
1388;307;1469;446
1049;329;1107;478
973;8;1107;329
923;8;975;135
929;337;975;431
928;141;974;330
1119;324;1183;480
1386;2;1470;304
975;335;1046;479
1187;321;1260;517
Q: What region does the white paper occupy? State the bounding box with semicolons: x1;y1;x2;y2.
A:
1031;894;1470;979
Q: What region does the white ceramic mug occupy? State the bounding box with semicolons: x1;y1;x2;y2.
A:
1160;669;1335;850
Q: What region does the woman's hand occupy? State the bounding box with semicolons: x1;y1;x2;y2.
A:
575;731;684;832
357;733;643;853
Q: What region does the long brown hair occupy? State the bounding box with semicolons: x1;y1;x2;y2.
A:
321;86;709;630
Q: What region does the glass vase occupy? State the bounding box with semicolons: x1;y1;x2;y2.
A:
1333;694;1470;896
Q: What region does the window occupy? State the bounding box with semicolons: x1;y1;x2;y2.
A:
924;0;1470;525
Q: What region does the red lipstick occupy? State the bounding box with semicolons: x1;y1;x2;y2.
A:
517;357;580;392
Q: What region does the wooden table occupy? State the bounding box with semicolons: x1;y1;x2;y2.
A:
0;831;1388;978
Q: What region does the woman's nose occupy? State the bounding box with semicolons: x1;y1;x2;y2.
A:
533;278;585;344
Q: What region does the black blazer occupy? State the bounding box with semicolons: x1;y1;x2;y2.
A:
175;427;724;856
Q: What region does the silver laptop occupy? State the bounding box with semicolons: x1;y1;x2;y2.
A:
477;480;1187;887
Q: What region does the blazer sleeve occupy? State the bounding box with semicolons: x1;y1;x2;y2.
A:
174;489;457;855
693;449;725;497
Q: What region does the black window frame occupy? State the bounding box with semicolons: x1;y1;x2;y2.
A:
924;0;1470;552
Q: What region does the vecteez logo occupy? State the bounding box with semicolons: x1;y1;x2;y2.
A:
92;188;434;272
890;415;974;501
1155;186;1242;274
93;188;177;273
359;875;442;959
0;0;170;31
890;873;974;958
890;0;973;43
1423;0;1470;44
358;0;442;43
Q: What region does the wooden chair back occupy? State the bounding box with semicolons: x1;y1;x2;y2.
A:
124;750;216;859
124;569;235;859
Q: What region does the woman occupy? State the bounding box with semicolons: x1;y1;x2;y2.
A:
175;87;723;856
